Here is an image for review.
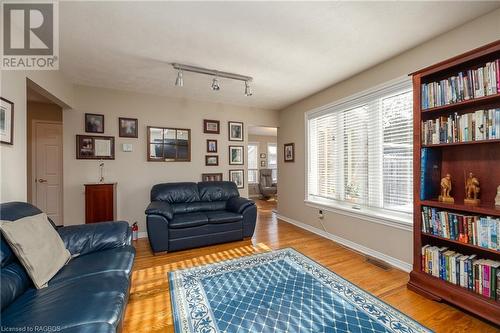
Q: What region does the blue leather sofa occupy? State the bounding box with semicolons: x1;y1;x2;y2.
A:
145;181;257;254
0;202;135;333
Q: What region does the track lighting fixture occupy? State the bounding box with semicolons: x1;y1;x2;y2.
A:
211;76;220;91
175;70;183;87
245;81;252;96
172;63;253;96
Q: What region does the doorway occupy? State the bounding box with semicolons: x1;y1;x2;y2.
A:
27;87;64;225
248;126;278;208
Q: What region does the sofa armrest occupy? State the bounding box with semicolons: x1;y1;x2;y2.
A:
145;201;174;220
227;197;255;214
57;221;131;257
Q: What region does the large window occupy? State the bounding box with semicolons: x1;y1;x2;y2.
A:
267;143;278;182
307;80;413;219
248;143;259;183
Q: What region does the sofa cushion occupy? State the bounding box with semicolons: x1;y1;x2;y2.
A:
171;201;227;214
49;246;135;285
1;272;129;332
169;212;208;229
198;181;240;202
0;213;71;289
169;221;242;239
151;182;200;203
205;211;243;224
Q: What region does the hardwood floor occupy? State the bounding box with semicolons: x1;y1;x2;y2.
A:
123;200;498;333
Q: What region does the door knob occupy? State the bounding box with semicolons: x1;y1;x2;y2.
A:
38;178;47;183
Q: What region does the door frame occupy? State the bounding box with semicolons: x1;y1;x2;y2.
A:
31;119;64;225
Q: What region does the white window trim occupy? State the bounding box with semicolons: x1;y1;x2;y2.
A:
248;142;259;184
304;75;413;230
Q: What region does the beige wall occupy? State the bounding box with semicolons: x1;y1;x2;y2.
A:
26;101;63;202
63;85;279;232
248;134;277;197
277;9;500;267
0;70;75;203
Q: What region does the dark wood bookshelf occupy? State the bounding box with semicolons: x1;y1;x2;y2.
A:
421;199;500;217
421;93;500;114
421;138;500;148
409;40;500;326
421;232;499;256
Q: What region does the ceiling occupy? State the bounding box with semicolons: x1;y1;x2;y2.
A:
59;2;499;110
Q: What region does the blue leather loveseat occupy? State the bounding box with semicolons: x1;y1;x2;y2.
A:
145;181;257;254
0;202;135;333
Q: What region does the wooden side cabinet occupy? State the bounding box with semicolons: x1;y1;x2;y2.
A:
85;183;117;223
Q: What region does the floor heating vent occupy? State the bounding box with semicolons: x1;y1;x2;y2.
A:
365;256;391;271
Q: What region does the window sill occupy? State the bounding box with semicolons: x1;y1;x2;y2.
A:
304;199;413;232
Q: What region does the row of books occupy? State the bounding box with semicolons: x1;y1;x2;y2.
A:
421;108;500;145
422;245;499;300
421;206;499;251
421;60;499;109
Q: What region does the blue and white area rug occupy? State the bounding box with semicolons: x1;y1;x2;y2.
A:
169;248;431;333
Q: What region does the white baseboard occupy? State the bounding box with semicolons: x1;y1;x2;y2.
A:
276;214;412;273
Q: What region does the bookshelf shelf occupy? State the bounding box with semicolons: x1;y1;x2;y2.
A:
421;199;500;217
421;139;500;148
421;233;499;256
421;93;500;114
409;40;500;326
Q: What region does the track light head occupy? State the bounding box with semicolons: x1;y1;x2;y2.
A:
245;81;252;96
211;77;220;91
175;70;183;87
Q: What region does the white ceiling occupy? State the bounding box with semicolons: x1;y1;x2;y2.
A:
249;126;278;137
59;2;499;110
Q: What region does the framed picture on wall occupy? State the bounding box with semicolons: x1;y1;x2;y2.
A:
205;155;219;166
284;142;295;162
260;160;266;167
0;97;14;145
229;169;244;189
147;126;191;162
202;173;223;182
228;121;244;141
229;145;244;165
260;153;266;159
203;119;220;134
119;117;138;138
76;135;115;160
207;139;217;153
85;113;104;133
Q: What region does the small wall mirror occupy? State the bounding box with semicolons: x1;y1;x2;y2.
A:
147;126;191;162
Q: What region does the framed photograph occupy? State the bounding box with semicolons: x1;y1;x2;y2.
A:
260;160;266;167
76;135;115;160
229;145;244;165
202;173;223;182
0;97;14;145
284;142;295;162
205;155;219;166
85;113;104;133
260;153;266;159
119;117;138;138
228;121;244;141
204;119;220;134
229;169;244;189
206;139;217;153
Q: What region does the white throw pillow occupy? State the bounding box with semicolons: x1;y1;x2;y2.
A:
0;213;71;289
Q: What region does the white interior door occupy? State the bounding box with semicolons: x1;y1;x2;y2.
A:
33;121;63;225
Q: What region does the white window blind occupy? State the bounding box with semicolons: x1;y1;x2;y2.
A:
267;143;278;182
307;80;413;217
248;143;258;183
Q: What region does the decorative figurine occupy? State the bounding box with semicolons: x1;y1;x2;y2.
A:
439;173;454;203
99;161;105;183
464;172;480;206
495;185;500;208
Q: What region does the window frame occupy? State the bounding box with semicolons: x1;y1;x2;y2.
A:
247;142;259;184
267;142;278;182
304;76;413;229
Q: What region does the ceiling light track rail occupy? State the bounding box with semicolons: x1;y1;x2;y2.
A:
172;63;253;82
